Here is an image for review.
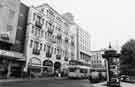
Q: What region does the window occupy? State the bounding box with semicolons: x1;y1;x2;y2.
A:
40;43;42;50
34;41;39;49
35;28;37;36
37;15;41;23
47;45;51;53
51;47;53;54
45;32;47;39
7;25;13;31
38;28;40;37
8;9;15;20
33;13;36;21
41;8;44;12
54;48;56;54
30;40;33;48
57;49;59;54
69;67;76;72
80;69;87;73
41;30;44;37
42;18;44;24
44;44;46;51
31;26;34;33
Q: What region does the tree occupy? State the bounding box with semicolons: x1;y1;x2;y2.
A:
120;39;135;75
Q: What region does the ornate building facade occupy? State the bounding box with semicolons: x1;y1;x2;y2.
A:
24;4;75;75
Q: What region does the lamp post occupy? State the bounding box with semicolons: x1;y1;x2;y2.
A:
102;44;120;87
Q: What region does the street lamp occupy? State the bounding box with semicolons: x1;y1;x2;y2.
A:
102;44;120;87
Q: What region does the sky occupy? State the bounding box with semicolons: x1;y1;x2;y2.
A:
21;0;135;51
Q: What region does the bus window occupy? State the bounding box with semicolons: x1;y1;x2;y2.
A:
80;69;87;73
69;68;76;72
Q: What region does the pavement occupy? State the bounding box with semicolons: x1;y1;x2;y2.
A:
0;77;67;83
92;81;135;87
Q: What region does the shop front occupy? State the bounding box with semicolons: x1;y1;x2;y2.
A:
42;60;53;76
28;57;42;78
61;63;69;77
0;49;25;79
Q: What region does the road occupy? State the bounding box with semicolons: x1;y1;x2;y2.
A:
0;79;135;87
0;79;94;87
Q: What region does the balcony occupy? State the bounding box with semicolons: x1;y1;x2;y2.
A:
49;36;56;43
57;34;62;40
46;52;52;58
64;57;68;61
32;49;40;55
47;29;54;34
56;55;61;60
35;21;42;29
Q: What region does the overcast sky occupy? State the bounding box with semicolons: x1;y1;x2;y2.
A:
21;0;135;51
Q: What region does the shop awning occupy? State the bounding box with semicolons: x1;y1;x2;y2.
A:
0;49;25;60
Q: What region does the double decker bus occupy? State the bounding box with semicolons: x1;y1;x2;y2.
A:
68;60;90;79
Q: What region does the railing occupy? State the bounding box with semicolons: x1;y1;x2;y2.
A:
46;52;52;58
64;57;68;61
56;55;61;60
49;36;56;43
32;49;40;55
35;21;42;28
47;29;53;34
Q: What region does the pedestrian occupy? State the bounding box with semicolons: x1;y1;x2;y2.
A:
58;73;61;77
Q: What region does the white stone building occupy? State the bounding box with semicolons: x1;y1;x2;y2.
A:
91;50;106;71
24;4;75;75
63;13;91;66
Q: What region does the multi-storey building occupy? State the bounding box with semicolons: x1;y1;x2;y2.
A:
63;13;91;66
24;4;75;75
91;50;106;71
78;26;91;64
0;0;29;78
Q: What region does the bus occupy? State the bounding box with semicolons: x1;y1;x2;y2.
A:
68;65;90;79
